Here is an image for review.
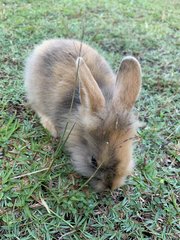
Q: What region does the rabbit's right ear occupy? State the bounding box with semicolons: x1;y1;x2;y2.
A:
113;56;142;110
76;57;105;113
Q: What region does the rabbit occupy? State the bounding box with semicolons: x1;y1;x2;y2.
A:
24;39;142;192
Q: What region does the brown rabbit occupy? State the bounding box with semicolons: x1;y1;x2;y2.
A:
24;39;141;192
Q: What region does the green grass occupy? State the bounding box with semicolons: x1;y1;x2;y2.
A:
0;0;179;239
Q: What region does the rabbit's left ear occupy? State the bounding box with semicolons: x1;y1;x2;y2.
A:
113;56;142;110
76;57;105;113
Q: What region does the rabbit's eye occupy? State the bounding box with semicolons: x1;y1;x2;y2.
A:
91;156;97;168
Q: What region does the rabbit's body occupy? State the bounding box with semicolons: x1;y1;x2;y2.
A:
25;39;142;192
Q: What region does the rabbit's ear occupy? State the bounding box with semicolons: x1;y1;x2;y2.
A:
76;57;105;112
113;56;141;110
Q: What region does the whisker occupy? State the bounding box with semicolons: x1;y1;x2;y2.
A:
117;136;139;148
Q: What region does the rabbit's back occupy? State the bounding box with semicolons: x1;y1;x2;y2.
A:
24;39;115;127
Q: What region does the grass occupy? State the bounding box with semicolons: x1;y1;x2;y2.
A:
0;0;179;239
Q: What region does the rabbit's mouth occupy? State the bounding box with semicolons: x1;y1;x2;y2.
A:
90;177;112;192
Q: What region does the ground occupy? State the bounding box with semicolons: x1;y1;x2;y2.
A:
0;0;179;239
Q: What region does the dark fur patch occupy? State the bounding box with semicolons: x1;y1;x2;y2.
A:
41;50;59;76
41;47;76;76
59;87;80;111
53;87;80;128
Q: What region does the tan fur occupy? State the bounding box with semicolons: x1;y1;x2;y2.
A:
111;129;135;190
40;115;58;138
24;38;142;192
113;56;142;110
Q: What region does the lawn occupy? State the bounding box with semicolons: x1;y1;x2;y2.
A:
0;0;179;239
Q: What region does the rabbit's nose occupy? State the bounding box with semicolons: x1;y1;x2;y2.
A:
106;182;112;190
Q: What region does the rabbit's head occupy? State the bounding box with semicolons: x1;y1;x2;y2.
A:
68;56;141;192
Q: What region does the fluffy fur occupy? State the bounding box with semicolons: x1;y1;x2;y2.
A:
24;39;142;192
